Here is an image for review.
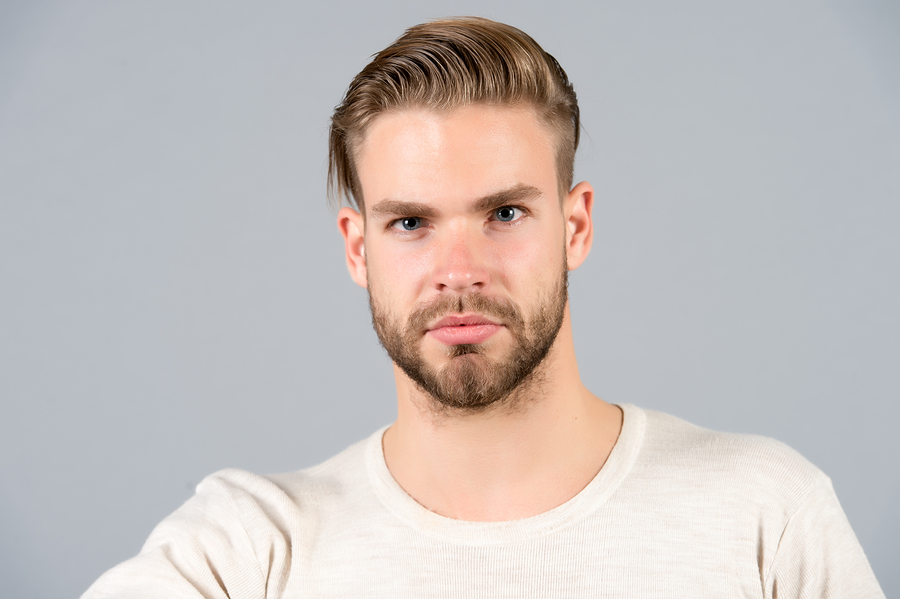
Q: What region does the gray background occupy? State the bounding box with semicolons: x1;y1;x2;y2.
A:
1;0;897;597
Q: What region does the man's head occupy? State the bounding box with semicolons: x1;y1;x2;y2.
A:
329;17;580;211
334;19;593;414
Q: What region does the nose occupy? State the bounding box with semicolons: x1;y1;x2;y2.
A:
431;224;490;293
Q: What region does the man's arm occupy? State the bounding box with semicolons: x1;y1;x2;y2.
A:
82;469;292;599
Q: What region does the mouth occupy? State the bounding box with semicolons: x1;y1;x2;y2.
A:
426;314;503;346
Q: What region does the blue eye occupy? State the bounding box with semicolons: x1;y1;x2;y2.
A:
494;206;519;222
395;217;422;231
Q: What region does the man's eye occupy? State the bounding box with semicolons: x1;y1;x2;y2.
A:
493;206;521;223
392;217;423;231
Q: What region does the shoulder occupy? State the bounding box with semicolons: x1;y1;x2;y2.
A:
615;406;884;597
82;431;380;598
175;429;377;532
628;406;829;515
262;430;376;514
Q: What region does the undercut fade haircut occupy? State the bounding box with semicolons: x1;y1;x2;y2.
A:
328;16;580;211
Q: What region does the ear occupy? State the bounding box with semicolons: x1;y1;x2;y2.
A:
337;206;367;288
564;181;594;271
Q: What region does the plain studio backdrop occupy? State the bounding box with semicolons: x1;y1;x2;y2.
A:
1;1;898;597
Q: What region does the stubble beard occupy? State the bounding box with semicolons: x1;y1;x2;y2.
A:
368;265;568;414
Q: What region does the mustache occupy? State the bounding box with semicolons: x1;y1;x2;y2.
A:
407;293;525;333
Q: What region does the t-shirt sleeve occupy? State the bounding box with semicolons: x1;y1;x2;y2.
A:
763;476;885;599
81;469;294;599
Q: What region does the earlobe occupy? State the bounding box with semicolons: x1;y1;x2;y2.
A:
337;207;368;288
564;181;594;271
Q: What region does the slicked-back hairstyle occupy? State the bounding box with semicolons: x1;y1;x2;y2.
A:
328;16;580;211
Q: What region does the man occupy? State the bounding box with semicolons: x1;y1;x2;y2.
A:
84;17;883;598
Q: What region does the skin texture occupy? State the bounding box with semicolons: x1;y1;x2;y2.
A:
338;104;622;521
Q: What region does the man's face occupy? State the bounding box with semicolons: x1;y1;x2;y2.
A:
351;104;573;411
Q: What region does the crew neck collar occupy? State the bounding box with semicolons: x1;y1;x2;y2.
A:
365;403;645;545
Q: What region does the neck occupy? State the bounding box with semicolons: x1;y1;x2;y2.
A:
382;310;622;521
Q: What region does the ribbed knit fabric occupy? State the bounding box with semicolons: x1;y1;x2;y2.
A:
82;404;885;598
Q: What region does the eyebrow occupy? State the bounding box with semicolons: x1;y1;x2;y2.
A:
471;184;542;212
369;184;543;219
369;200;438;219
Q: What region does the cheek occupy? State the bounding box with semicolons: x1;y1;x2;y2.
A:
490;229;565;292
366;240;436;297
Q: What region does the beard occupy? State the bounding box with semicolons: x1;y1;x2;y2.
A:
368;265;568;413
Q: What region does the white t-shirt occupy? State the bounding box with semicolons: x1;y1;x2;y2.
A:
82;404;884;598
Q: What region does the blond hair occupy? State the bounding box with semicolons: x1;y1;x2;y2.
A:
328;17;580;210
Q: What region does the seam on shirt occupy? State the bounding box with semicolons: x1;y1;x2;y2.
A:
761;473;830;595
208;472;270;597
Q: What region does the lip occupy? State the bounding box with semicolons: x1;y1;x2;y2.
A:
430;314;500;329
427;313;503;346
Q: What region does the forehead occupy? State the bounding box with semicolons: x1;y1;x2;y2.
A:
355;104;558;212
